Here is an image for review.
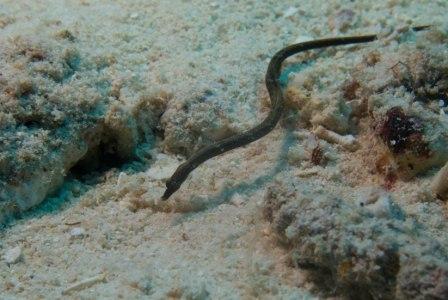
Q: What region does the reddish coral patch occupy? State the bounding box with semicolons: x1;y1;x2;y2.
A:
378;106;430;157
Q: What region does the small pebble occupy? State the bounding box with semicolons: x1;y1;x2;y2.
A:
262;227;271;236
230;193;245;207
4;246;22;264
70;227;86;238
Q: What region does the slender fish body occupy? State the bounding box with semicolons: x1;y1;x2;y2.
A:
162;26;429;200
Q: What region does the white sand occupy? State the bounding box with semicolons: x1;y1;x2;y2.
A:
1;0;448;298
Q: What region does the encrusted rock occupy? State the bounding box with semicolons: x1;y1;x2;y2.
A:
264;181;448;299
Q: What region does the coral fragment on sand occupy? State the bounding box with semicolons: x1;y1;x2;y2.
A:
378;106;430;157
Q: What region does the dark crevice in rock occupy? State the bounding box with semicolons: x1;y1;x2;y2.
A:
69;139;127;181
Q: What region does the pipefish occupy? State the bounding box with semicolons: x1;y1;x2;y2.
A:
161;26;429;200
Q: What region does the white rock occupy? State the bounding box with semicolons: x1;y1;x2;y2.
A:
70;227;86;238
4;246;22;264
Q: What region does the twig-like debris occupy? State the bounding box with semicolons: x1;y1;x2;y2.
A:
314;125;359;151
62;273;107;295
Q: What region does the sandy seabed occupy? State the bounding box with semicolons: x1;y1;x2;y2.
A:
1;0;448;299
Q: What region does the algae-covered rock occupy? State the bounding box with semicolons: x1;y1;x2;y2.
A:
0;34;166;222
264;181;448;299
